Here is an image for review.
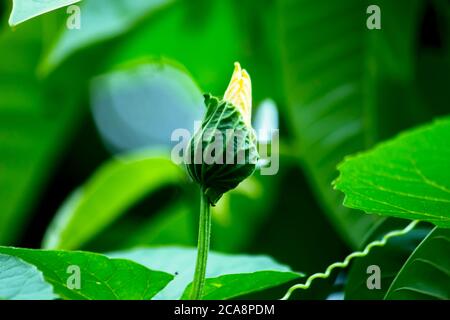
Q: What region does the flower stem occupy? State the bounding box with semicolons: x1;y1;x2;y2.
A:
190;189;212;300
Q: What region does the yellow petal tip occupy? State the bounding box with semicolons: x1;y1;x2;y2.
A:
224;62;252;125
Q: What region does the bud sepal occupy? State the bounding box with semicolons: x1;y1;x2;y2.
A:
186;94;259;205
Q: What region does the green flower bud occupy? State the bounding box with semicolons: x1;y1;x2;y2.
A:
185;63;259;205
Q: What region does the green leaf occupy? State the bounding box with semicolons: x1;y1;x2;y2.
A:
0;254;56;300
9;0;81;26
278;0;426;247
90;60;204;152
0;247;173;300
0;20;83;245
345;219;429;299
42;0;173;73
108;246;303;299
385;227;450;300
43;152;185;250
181;271;300;300
334;117;450;227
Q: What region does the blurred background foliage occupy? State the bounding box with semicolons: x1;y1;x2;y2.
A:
0;0;448;299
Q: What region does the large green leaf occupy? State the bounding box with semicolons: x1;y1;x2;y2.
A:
0;247;173;300
334;117;450;227
90;60;204;152
42;0;173;73
277;0;426;247
0;254;56;300
182;271;300;300
385;227;450;299
345;219;429;299
0;20;82;245
43;152;185;250
108;246;303;300
9;0;80;26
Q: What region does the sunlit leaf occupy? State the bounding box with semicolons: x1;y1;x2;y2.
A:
182;271;300;300
9;0;80;26
90;60;203;152
0;254;56;300
0;246;173;300
334;117;450;227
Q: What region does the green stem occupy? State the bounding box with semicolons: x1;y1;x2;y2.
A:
190;189;211;300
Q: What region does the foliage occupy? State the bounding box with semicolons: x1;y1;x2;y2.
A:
0;246;174;300
335;117;450;227
9;0;81;26
0;0;449;300
385;227;450;300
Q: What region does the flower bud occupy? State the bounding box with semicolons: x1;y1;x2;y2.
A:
185;63;259;205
